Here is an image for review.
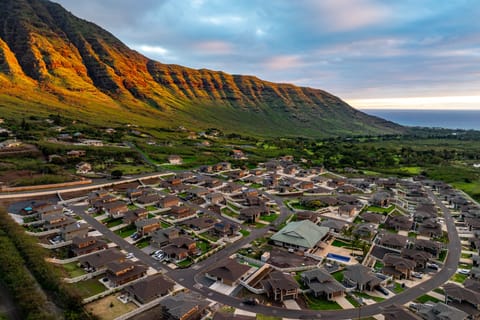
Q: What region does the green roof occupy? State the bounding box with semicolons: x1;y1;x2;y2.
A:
271;220;329;249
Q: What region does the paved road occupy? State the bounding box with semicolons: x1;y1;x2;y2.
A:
165;185;461;320
72;205;170;273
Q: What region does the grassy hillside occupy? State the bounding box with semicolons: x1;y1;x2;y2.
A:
0;0;405;138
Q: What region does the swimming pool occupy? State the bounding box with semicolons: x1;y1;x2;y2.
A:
327;253;351;263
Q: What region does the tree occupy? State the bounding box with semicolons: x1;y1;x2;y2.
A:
111;170;123;179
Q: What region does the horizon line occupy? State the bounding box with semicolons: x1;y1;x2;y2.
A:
346;95;480;110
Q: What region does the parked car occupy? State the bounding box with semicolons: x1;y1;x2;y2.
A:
412;272;423;279
376;286;389;296
243;298;259;306
427;263;439;270
126;253;135;259
151;250;163;256
458;268;470;275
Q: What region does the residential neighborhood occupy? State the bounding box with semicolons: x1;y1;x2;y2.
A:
1;157;476;320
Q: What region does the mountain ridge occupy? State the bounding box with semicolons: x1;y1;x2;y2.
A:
0;0;405;137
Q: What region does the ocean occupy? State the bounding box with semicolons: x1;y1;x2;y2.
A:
362;109;480;130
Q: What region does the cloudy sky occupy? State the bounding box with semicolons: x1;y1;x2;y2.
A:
53;0;480;109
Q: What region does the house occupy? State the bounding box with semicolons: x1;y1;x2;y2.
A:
417;302;469;320
183;216;216;231
157;292;209;320
343;264;382;291
320;219;347;233
204;178;223;188
443;282;480;318
270;220;329;251
106;260;148;287
207;193;225;205
122;208;148;225
78;248;125;271
283;165;298;175
0;139;21;149
168;155;183;165
213;312;255;320
296;211;319;223
151;227;180;248
261;271;299;301
378;233;408;250
222;183;243;194
125;274;175;304
353;223;377;239
169;205;196;220
61;222;89;241
413;239;443;257
135;218;161;236
239;206;266;223
382;253;415;279
301;268;345;301
43;214;75;230
70;236;108;257
385;214;413;231
371;192;391;207
126;188;143;200
401;248;432;270
137;193;162;206
213;222;240;237
418;218;442;237
158;195;180;208
360;212;386;224
338;204;356;217
103;201;129;218
383;304;422;320
36;204;63;219
162;237;197;262
205;259;251;286
75;162;92;174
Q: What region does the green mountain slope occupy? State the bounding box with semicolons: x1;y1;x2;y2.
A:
0;0;404;137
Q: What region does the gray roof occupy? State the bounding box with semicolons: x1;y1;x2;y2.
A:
344;264;380;286
270;220;329;249
417;302;468;320
301;268;345;295
160;292;209;319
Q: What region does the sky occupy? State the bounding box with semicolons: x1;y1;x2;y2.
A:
53;0;480;109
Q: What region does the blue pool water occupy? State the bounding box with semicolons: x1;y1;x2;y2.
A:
327;253;351;262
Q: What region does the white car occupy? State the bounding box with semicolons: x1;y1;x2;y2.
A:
126;253;135;259
458;269;470;275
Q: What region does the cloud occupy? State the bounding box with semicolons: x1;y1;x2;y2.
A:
305;0;390;32
193;41;233;55
264;55;305;71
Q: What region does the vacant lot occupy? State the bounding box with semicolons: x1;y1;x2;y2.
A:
85;294;137;320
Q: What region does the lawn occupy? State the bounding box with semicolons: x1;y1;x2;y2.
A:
62;262;86;278
239;229;251;237
161;222;172;228
196;240;211;253
332;271;344;282
366;205;395;214
199;232;219;242
221;207;239;218
127;204;138;210
452;273;468;283
415;294;441;304
85;294;137;320
355;292;385;303
135;238;150;249
332;240;350;247
69;278;106;299
145;205;157;211
438;249;448;262
408;231;417;238
177;258;193;268
103;217;123;228
114;224;136;238
260;213;278;223
461;252;472;259
256;316;281;320
303;293;342;310
345;295;361;307
392;282;405;294
374;261;384;270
